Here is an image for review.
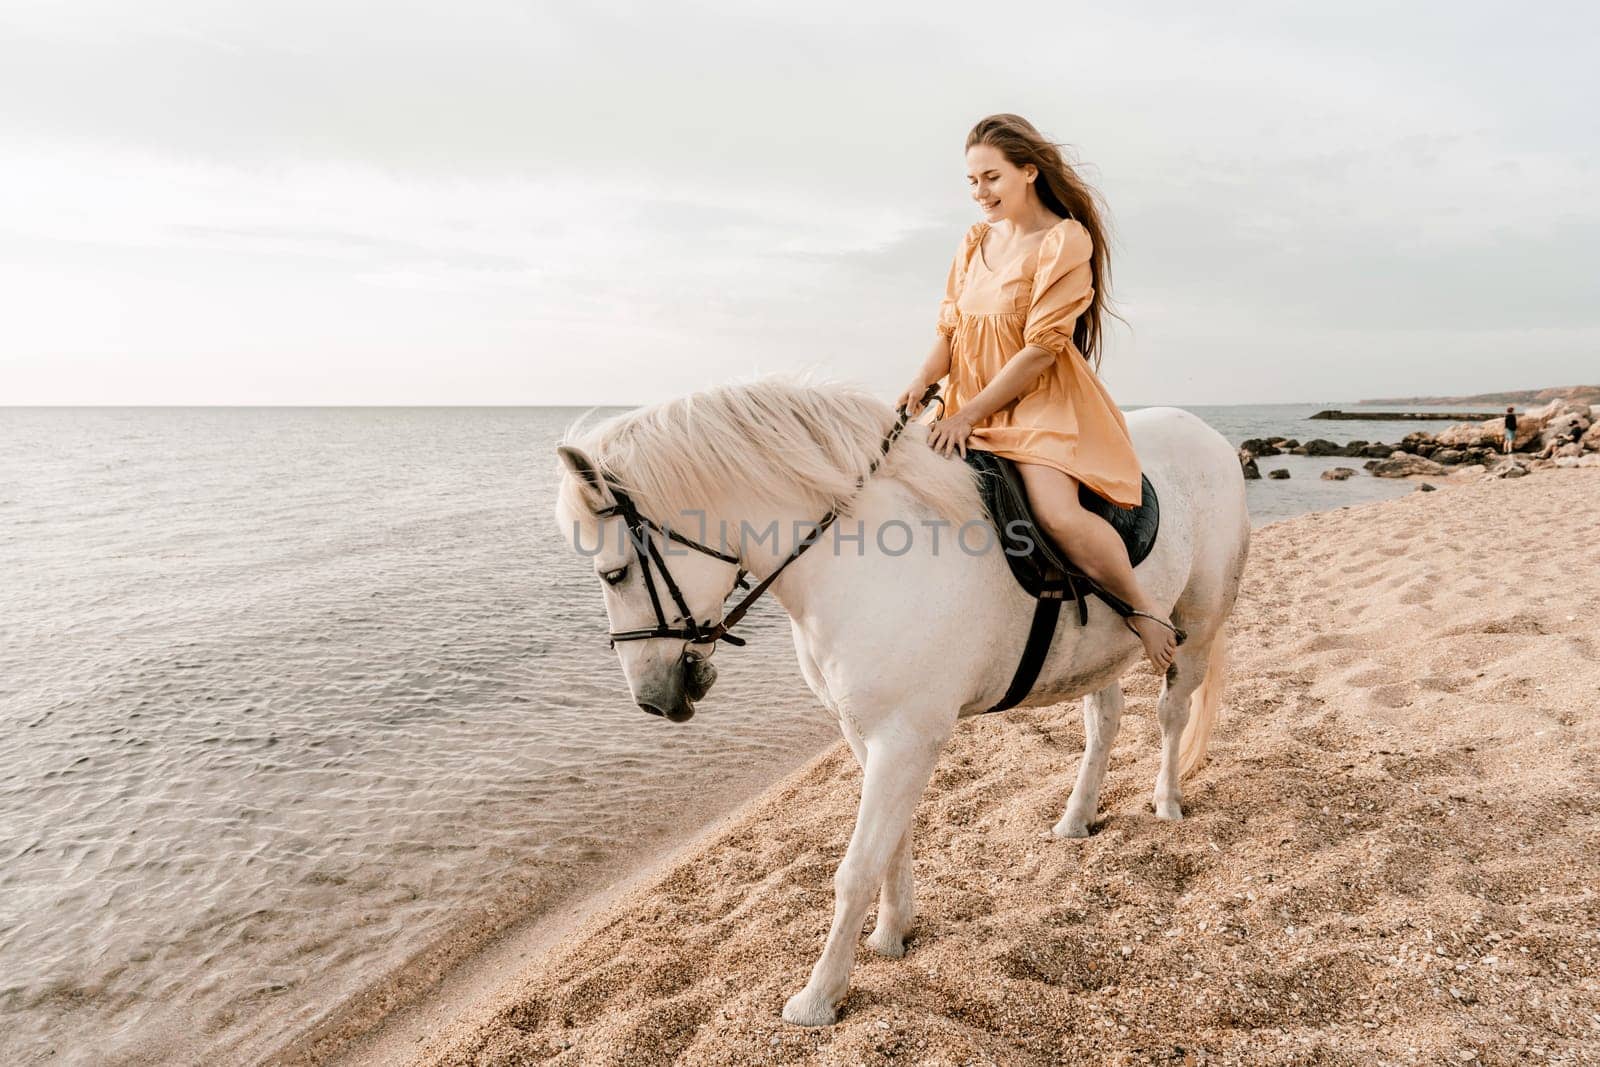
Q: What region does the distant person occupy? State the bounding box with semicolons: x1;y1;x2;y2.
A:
1503;406;1517;454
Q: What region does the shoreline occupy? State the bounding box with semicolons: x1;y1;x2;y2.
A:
253;736;840;1067
389;469;1599;1065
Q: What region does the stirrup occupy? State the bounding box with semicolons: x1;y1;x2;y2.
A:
1123;609;1187;646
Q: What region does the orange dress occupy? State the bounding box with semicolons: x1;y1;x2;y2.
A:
936;218;1142;508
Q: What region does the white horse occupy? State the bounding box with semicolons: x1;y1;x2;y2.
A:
553;377;1250;1026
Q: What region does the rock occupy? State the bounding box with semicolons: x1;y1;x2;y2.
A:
1304;438;1342;456
1418;483;1438;492
1321;467;1357;481
1555;443;1582;458
1361;443;1394;458
1238;449;1261;479
1487;459;1530;479
1276;438;1301;450
1433;448;1466;465
1240;438;1281;457
1371;454;1447;478
1400;431;1437;455
1458;464;1487;475
1579;454;1600;468
1581;421;1600;452
1363;459;1381;470
1290;445;1309;455
1529;458;1557;470
1268;468;1290;480
1532;397;1591;421
1554;457;1581;469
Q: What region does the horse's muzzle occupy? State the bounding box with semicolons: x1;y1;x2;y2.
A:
636;651;717;723
638;698;695;723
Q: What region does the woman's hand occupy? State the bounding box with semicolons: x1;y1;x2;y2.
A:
927;411;976;458
895;380;931;416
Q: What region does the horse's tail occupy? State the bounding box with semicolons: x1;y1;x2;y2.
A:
1178;625;1229;779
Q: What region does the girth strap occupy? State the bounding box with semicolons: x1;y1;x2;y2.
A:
987;596;1063;713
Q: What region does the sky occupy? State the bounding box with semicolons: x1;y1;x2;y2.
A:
1;1;1595;406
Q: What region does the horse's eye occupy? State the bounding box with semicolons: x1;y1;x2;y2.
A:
601;565;628;586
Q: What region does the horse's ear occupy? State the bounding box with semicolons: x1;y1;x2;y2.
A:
556;445;615;511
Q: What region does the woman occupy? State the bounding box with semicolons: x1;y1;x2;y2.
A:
896;113;1180;672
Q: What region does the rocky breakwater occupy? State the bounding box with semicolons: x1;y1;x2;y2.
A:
1237;434;1403;480
1235;398;1600;483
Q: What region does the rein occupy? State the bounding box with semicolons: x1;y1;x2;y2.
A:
597;383;942;651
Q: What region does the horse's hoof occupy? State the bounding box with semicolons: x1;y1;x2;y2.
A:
1153;799;1184;821
782;989;838;1027
865;928;905;958
1045;819;1091;839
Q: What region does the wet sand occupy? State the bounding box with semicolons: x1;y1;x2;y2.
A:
389;470;1600;1064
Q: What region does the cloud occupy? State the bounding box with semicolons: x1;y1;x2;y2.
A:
1;1;1596;403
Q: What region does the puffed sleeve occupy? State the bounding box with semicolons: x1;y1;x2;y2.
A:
936;225;979;341
1022;221;1094;357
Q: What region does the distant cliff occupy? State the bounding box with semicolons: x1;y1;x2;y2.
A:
1359;384;1600;407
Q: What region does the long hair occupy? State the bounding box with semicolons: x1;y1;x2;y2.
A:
966;113;1121;371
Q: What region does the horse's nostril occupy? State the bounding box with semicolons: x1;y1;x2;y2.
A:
638;702;667;718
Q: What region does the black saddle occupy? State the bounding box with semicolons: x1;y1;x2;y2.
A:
964;450;1160;598
961;449;1164;712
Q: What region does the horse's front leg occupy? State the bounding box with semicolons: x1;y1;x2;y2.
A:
782;735;944;1026
1050;681;1125;838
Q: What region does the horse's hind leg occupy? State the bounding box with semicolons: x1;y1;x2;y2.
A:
1049;681;1124;839
1153;635;1212;820
864;828;913;957
838;732;914;959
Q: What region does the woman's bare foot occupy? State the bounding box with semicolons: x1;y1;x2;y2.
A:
1127;613;1178;672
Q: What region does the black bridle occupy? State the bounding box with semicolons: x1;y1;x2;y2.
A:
595;384;942;651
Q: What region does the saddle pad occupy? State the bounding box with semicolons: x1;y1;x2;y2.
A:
962;450;1161;600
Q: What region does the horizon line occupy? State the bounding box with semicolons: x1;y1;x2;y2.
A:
1;399;1448;411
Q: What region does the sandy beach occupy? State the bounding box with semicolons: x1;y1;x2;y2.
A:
388;469;1598;1065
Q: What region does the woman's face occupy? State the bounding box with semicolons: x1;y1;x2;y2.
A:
966;143;1036;224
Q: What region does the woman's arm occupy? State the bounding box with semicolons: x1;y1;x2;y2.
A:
954;344;1051;423
897;334;953;414
926;344;1052;457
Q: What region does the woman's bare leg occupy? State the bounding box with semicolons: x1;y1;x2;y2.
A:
1015;462;1177;671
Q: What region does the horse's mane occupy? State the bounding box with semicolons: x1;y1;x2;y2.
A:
557;376;975;527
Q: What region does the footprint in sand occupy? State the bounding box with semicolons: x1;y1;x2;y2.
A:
1345;667;1399;688
1416;675;1468;694
1365;683;1412;709
1440;613;1545;638
1299;632;1366;654
1398;582;1436;606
